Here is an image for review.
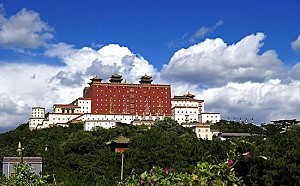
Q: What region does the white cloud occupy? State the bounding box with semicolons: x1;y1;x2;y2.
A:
2;31;300;131
0;7;53;48
162;33;283;87
0;63;64;129
0;44;159;130
45;43;77;59
168;20;223;47
49;44;159;85
189;20;223;42
193;79;300;124
291;35;300;52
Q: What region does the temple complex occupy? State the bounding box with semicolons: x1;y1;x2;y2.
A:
28;74;221;139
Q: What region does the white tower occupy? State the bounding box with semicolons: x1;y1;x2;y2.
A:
29;107;45;130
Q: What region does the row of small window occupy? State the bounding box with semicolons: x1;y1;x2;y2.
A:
96;89;168;94
33;112;43;114
32;114;44;117
96;103;166;107
173;104;199;107
206;115;218;118
96;86;168;89
95;94;169;99
78;101;90;104
177;111;197;114
177;118;197;121
95;98;168;103
95;108;164;112
53;118;67;120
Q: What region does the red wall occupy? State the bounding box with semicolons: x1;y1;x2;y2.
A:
83;83;171;116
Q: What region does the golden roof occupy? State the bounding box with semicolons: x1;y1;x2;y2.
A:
111;74;122;78
141;74;152;79
184;92;194;97
90;76;103;80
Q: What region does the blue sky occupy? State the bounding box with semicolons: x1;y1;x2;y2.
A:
0;0;300;132
1;0;300;68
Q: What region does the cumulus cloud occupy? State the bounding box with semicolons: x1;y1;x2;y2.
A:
48;44;159;86
0;43;160;130
0;63;64;129
291;35;300;52
162;33;284;87
0;6;53;48
45;43;77;59
193;79;300;124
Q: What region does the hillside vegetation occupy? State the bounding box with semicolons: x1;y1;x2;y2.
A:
0;118;299;185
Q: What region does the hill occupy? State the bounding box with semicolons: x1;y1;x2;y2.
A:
0;118;299;185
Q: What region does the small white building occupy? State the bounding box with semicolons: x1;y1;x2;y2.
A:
82;113;165;131
199;112;221;124
171;93;204;124
171;92;221;125
73;98;92;114
29;107;45;130
191;124;221;140
83;120;117;131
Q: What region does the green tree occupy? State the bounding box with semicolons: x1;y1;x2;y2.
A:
2;163;50;186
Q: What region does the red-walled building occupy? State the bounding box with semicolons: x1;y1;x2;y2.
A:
83;74;172;116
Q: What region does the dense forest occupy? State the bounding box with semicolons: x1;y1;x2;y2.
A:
0;118;299;185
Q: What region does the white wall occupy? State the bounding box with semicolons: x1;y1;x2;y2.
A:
47;113;81;125
192;126;213;140
31;107;45;118
172;107;199;124
171;99;204;124
84;121;117;131
76;99;91;113
199;113;221;124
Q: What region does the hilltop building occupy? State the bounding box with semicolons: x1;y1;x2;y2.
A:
83;74;171;116
29;75;171;130
171;92;220;124
28;74;221;139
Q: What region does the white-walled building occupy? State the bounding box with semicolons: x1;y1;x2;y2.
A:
84;120;117;131
171;93;221;125
29;107;46;130
30;106;166;131
171;93;204;124
81;113;165;131
199;112;221;124
192;124;221;140
73;98;92;114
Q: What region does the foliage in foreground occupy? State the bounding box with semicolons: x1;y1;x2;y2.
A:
0;162;50;186
120;140;258;186
121;161;244;186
